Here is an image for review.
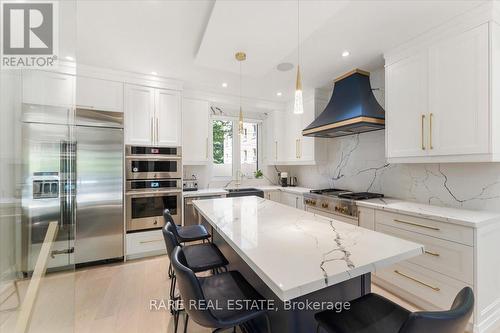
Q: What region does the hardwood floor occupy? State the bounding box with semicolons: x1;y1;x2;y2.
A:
2;255;499;332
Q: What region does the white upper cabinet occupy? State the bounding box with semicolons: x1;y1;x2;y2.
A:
23;71;74;107
182;98;209;164
428;24;489;156
265;94;325;165
386;52;428;158
76;77;123;112
124;84;181;146
124;84;155;145
156;89;181;146
385;17;498;163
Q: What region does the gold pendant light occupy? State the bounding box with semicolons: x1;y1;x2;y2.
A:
236;51;246;134
294;0;304;114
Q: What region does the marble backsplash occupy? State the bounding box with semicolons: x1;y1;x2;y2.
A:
288;130;500;212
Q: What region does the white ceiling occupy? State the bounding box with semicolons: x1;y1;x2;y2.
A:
74;0;486;104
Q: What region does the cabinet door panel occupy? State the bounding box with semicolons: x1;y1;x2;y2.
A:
23;71;74;107
273;112;286;162
124;84;155;145
156;89;181;146
76;77;123;112
429;24;489;156
386;52;428;158
182;98;209;164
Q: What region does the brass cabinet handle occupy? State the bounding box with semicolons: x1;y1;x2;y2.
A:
421;114;426;150
393;219;440;231
429;113;433;150
394;270;440;291
298;139;301;158
275;141;278;160
140;239;163;244
424;250;440;257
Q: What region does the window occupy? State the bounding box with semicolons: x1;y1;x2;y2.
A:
212;117;260;179
212;119;233;178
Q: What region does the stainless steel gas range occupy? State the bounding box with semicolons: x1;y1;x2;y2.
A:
303;189;383;225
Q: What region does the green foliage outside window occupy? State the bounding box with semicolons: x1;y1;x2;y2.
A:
213;120;232;164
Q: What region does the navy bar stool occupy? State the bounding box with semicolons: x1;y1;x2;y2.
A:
162;221;228;305
314;287;474;333
171;246;272;333
164;209;211;279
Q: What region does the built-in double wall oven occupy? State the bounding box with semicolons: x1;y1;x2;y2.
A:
125;146;182;232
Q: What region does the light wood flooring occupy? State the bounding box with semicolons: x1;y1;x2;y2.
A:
2;255;499;333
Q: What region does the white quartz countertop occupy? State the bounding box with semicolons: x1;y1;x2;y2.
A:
183;189;228;198
356;198;500;228
193;196;423;300
182;185;312;198
255;185;312;194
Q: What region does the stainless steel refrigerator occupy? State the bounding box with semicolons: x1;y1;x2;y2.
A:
21;106;124;273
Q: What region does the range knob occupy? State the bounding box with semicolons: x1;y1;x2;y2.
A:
322;203;329;209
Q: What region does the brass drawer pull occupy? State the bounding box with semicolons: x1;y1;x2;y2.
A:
393;219;440;231
424;250;440;257
140;239;163;244
394;270;441;292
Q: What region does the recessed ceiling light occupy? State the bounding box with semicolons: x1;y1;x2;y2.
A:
276;92;282;97
342;51;350;57
151;71;158;75
277;62;294;72
222;82;228;88
65;56;74;61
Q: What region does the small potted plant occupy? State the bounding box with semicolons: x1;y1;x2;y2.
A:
254;169;263;179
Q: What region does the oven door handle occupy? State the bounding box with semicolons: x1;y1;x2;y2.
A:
125;156;181;161
126;190;182;197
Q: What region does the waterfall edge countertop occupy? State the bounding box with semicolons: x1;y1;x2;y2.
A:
193;196;424;301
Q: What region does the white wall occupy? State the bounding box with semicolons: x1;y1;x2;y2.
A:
288;68;500;212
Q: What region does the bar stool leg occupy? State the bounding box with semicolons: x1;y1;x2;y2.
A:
183;313;189;333
264;313;272;333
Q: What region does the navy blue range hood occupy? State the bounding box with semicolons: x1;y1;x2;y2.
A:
302;69;385;138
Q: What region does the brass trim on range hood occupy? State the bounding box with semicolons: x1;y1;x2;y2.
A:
302;116;385;136
334;68;370;82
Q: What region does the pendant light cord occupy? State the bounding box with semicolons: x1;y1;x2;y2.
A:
297;0;300;65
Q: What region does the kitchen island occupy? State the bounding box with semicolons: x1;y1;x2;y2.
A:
193;196;423;332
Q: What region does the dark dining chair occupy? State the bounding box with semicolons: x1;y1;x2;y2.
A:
162;221;228;304
171;246;272;333
314;287;474;333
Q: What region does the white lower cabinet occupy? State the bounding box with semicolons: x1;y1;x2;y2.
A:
361;205;500;332
126;230;166;259
264;190;281;202
263;190;304;210
376;261;470;311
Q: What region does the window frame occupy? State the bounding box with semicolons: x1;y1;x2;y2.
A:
210;115;262;181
